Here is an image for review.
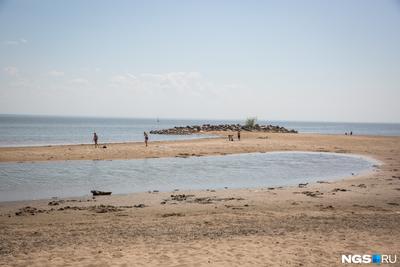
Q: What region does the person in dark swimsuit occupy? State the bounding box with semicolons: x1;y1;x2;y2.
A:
237;129;241;141
144;132;149;147
93;132;98;148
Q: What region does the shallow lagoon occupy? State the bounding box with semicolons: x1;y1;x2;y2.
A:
0;151;378;202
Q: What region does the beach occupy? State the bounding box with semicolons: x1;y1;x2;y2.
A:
2;0;399;265
0;132;399;266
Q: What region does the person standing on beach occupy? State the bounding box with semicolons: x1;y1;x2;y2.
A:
237;129;241;141
144;132;149;147
93;132;98;148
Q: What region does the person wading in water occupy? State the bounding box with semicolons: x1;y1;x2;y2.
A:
144;132;149;147
93;132;98;148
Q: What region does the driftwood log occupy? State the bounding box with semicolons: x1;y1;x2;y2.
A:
91;190;112;196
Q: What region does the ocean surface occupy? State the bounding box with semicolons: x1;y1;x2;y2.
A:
0;114;399;147
0;152;377;202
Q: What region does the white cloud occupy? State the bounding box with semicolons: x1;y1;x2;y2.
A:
70;78;89;85
102;71;250;119
109;71;217;96
3;66;19;76
3;38;28;46
0;70;249;120
48;70;65;77
3;40;19;45
110;74;135;84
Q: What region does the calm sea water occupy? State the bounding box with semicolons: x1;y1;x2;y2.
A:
0;152;377;202
0;114;399;147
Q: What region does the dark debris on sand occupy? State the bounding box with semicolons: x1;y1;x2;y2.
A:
13;203;146;216
15;207;46;216
161;194;245;205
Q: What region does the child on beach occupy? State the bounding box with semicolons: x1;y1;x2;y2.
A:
237;129;241;141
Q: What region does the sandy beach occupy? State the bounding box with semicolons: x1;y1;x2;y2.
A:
0;132;399;266
0;131;399;163
2;0;400;265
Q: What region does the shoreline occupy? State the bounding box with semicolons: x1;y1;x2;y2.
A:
0;169;374;211
0;132;398;163
2;132;399;150
0;133;220;150
1;132;399;266
0;134;219;148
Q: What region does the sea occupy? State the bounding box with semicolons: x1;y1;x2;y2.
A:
0;114;400;147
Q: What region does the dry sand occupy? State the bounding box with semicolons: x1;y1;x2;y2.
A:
0;132;399;266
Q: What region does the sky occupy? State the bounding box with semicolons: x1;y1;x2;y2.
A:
0;0;399;123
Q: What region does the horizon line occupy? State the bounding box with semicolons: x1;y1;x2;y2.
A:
0;113;399;125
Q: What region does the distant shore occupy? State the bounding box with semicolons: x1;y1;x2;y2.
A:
0;131;399;266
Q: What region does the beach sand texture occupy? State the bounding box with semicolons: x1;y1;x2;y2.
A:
0;132;399;266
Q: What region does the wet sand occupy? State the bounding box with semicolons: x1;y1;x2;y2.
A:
0;132;399;266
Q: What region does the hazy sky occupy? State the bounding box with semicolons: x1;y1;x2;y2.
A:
1;0;399;122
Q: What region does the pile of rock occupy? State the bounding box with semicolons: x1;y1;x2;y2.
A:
150;123;297;135
15;206;46;216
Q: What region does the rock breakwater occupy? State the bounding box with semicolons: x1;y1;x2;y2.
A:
150;124;297;135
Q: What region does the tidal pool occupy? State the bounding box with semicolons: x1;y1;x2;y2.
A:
0;151;378;202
